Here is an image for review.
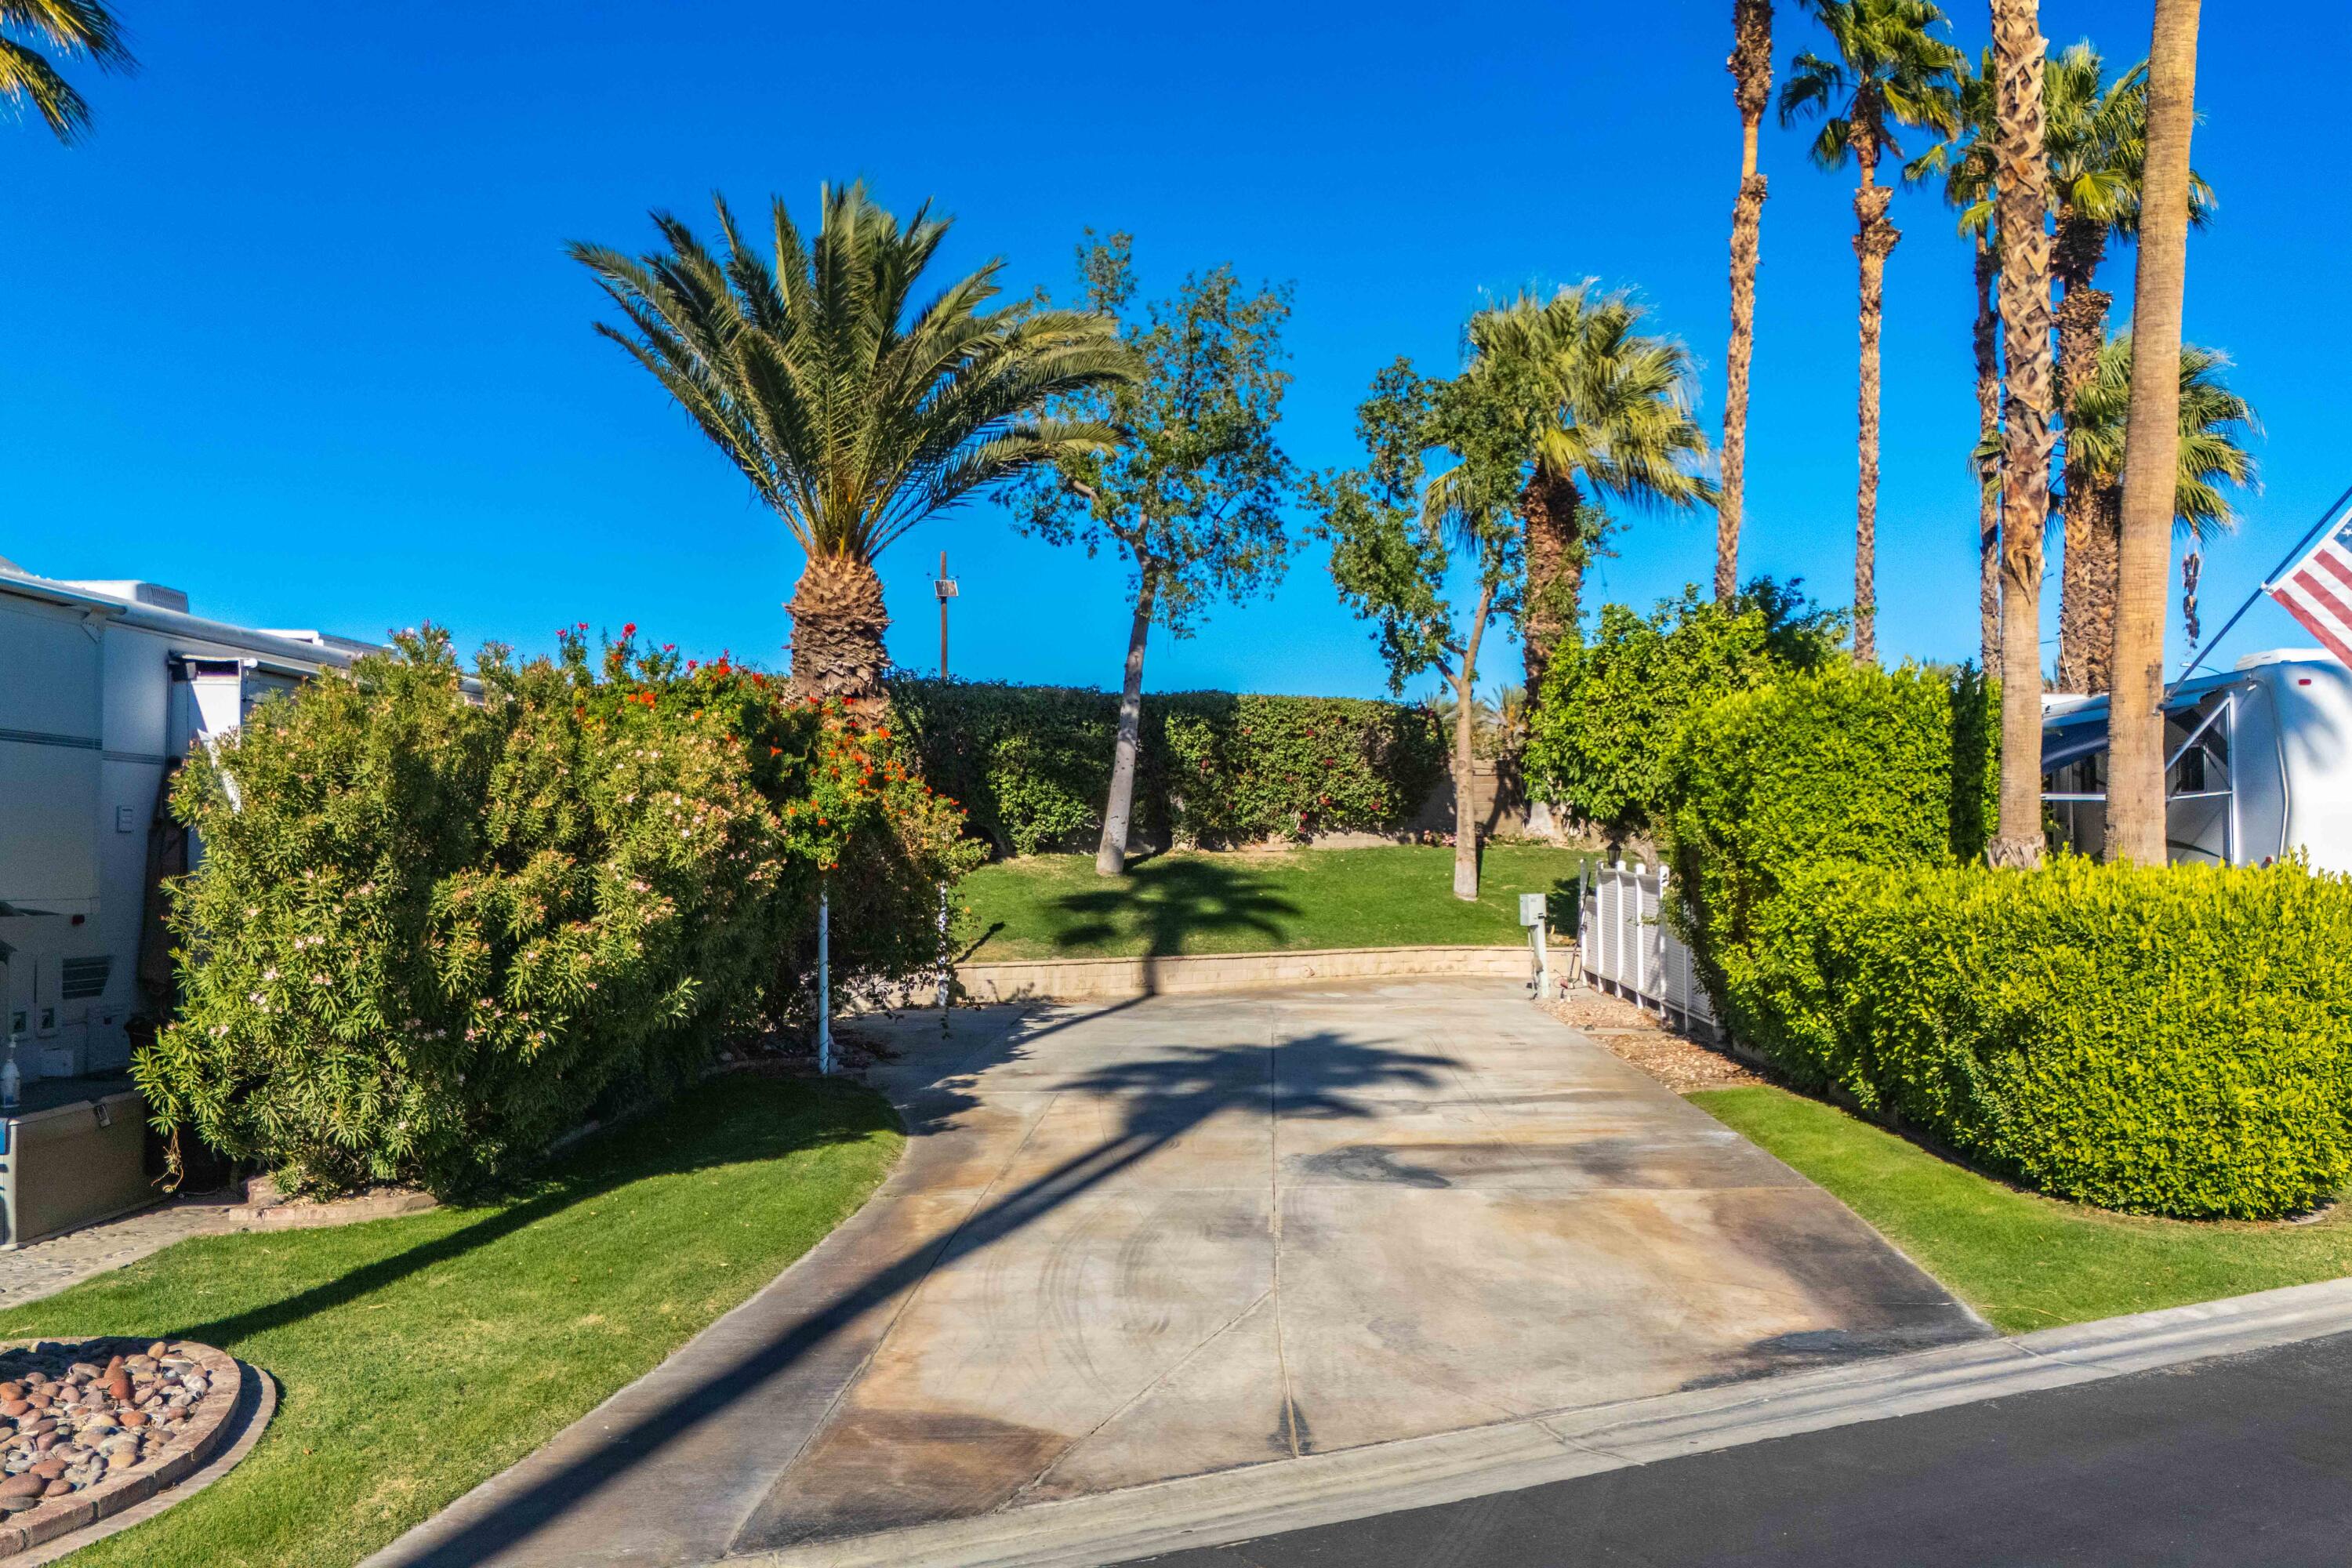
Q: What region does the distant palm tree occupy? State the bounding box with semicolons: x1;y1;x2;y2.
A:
1780;0;1964;665
1718;0;1776;604
2065;336;2256;546
2105;0;2205;866
572;185;1136;705
2;0;134;143
1461;284;1715;704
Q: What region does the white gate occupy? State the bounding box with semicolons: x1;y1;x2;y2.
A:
1578;860;1716;1033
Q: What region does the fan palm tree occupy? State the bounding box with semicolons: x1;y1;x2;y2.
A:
2045;42;2216;692
1987;0;2057;869
572;184;1137;705
1460;284;1715;705
2;0;133;143
2066;337;2256;560
1780;0;1964;665
1718;0;1775;604
2107;0;2207;866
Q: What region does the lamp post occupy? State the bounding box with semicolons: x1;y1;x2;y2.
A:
935;552;959;676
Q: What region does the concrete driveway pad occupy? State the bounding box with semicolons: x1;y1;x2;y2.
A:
373;978;1983;1568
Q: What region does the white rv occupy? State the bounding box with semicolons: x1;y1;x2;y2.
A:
0;560;370;1243
2042;649;2352;870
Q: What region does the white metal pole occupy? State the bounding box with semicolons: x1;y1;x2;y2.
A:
817;881;833;1076
935;881;951;1014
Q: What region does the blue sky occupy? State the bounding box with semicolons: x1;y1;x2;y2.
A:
9;2;2347;702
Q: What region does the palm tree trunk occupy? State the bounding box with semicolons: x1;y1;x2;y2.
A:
1452;584;1494;902
1851;140;1898;667
1972;238;2003;676
1519;467;1584;700
1988;0;2057;869
2053;212;2118;693
786;550;891;708
2105;0;2203;866
1096;571;1157;877
1718;0;1774;606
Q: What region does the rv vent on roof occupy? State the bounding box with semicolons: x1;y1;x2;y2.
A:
60;580;191;613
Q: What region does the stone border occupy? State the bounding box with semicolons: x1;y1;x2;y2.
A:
0;1339;245;1558
944;944;1534;1003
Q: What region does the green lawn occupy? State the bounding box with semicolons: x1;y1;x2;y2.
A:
959;844;1592;960
0;1076;899;1568
1694;1083;2352;1334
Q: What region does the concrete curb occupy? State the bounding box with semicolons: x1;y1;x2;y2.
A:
946;945;1534;1003
732;1276;2352;1568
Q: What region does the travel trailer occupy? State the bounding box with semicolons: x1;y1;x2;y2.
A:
0;560;370;1243
2042;649;2352;870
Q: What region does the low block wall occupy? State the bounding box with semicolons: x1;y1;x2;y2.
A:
948;944;1535;1003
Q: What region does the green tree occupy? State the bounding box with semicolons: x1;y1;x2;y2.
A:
2;0;132;143
572;185;1138;707
1780;0;1963;665
1312;361;1525;900
1014;234;1294;875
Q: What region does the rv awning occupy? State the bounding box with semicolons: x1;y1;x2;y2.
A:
2040;687;2220;771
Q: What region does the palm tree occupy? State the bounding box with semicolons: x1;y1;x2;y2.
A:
2106;0;2207;866
2066;336;2256;557
1908;49;2002;675
2045;43;2216;693
1780;0;1963;665
1718;0;1775;604
572;185;1137;706
1461;284;1715;705
2;0;134;143
1987;0;2056;869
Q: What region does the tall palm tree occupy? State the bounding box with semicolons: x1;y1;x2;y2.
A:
2066;336;2256;556
1718;0;1775;604
1462;284;1715;708
572;185;1137;706
2106;0;2205;866
2045;42;2215;692
1908;48;2002;675
1987;0;2056;869
2;0;133;143
1780;0;1963;665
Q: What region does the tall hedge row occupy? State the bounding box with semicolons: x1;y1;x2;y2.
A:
886;677;1448;855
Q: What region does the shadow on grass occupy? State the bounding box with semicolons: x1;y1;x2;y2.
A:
1051;855;1303;958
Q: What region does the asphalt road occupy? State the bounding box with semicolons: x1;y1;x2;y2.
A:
1126;1330;2352;1567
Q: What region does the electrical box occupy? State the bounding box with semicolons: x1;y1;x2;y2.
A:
1518;893;1548;928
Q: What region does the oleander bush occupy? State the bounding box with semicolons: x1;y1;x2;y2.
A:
141;628;975;1197
886;677;1446;855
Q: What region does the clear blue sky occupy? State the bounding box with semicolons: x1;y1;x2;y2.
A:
9;2;2347;702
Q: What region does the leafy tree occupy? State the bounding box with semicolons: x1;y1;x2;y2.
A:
1524;579;1846;834
1312;361;1524;900
1719;0;1776;604
1014;234;1294;874
571;184;1137;707
1780;0;1963;665
2;0;133;143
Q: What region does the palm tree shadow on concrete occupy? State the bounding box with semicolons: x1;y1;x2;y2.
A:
1050;855;1303;964
385;1012;1453;1566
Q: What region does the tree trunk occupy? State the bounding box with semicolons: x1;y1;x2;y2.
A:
1718;0;1773;605
1851;141;1897;667
1519;466;1584;701
1452;585;1494;902
1096;572;1157;877
2053;211;2118;694
1988;0;2056;869
1972;237;2003;676
2105;0;2203;866
786;550;891;710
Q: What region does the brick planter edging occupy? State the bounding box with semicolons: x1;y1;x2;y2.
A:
0;1339;245;1558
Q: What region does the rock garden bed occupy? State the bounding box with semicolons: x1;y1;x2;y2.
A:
0;1338;246;1556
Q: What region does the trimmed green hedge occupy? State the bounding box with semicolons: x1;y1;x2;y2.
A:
1730;858;2352;1219
886;677;1447;855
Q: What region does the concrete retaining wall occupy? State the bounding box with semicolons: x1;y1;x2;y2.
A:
947;944;1536;1003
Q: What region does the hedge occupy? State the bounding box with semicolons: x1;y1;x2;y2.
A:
1730;858;2352;1218
886;677;1448;855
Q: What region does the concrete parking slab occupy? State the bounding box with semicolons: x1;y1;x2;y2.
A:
371;978;1984;1568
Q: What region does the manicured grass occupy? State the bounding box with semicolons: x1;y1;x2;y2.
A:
960;844;1592;960
1694;1083;2352;1334
0;1076;900;1568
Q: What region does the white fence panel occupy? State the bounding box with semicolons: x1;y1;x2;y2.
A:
1578;859;1715;1033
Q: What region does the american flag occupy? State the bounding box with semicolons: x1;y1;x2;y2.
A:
2268;504;2352;666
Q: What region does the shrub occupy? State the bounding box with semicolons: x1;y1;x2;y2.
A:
1523;579;1845;832
141;628;972;1197
1730;858;2352;1218
886;677;1446;855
